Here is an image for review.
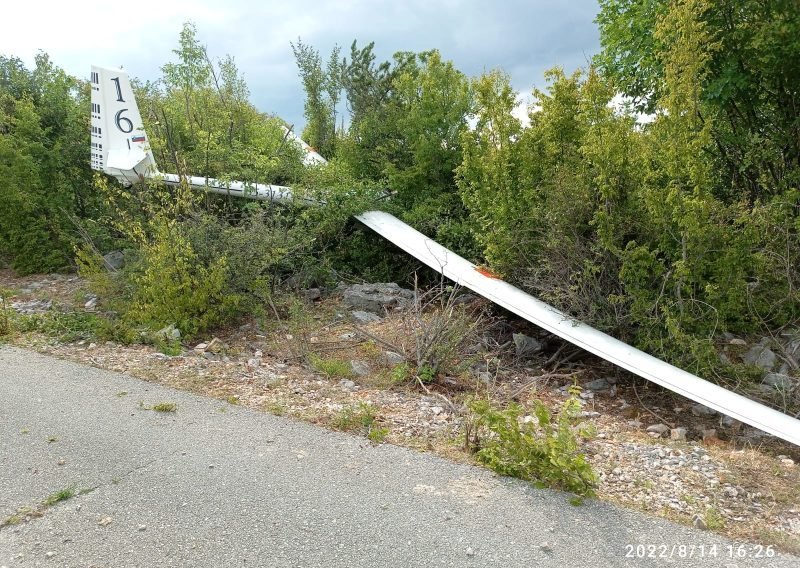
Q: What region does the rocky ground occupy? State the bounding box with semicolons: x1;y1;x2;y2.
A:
1;270;798;552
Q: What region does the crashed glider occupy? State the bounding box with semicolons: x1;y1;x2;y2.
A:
90;65;800;447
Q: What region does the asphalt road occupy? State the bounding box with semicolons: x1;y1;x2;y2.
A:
0;346;796;567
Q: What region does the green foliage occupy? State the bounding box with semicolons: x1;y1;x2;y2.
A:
298;42;476;258
291;39;342;158
0;54;103;273
141;22;302;186
469;392;597;497
15;311;103;342
596;0;800;202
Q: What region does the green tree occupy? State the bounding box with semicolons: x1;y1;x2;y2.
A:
291;39;342;159
596;0;800;201
0;53;98;274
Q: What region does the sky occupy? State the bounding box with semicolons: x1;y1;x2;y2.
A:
1;0;601;130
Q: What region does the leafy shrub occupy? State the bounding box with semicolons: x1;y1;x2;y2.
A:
0;55;103;274
468;390;597;497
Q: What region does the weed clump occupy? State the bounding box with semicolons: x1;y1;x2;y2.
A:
331;402;388;442
151;402;177;413
467;388;597;497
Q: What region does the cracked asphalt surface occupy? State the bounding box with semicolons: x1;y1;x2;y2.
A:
1;346;797;567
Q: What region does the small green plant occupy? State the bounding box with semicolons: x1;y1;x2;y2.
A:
1;507;35;527
332;401;386;442
154;338;183;356
309;353;353;379
389;362;413;384
367;426;390;443
417;364;437;383
704;504;726;530
467;389;597;497
42;485;77;507
226;396;239;405
151;402;177;413
266;401;287;416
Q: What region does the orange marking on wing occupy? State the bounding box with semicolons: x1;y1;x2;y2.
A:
475;266;502;279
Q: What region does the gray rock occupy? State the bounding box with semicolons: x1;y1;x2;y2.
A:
351;310;381;324
302;288;322;302
102;250;124;271
691;404;717;418
155;324;181;342
513;333;542;359
10;299;52;314
584;378;611;392
339;379;358;391
692;514;707;530
383;351;406;365
743;341;777;370
350;360;371;377
728;338;747;346
670;427;687;441
646;424;670;435
84;297;98;311
342;283;414;314
762;373;795;391
453;293;478;305
720;415;741;428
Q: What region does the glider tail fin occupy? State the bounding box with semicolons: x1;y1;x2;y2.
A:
90;65;158;185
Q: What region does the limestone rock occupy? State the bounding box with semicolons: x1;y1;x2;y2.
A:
342;283;414;314
762;373;795;391
350;360;371;377
513;333;542;359
743;341;777;371
383;351;406;365
351;310;381;324
102;250;124;271
646;423;670;436
155;324;181;342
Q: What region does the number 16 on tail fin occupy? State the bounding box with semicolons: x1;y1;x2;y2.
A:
90;65;158;186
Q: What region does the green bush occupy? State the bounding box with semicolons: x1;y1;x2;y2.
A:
468;391;597;497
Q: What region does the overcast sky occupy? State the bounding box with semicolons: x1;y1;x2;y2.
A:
2;0;600;130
